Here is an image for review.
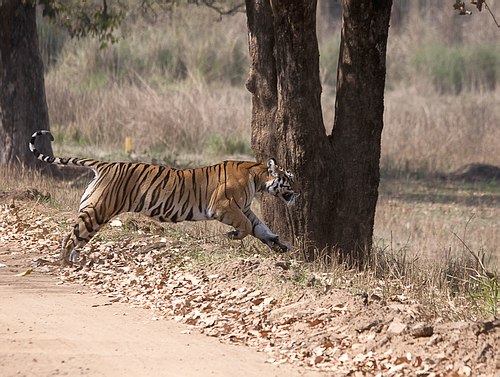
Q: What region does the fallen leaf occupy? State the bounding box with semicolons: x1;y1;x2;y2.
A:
308;318;323;327
109;219;123;227
14;268;33;276
314;355;324;365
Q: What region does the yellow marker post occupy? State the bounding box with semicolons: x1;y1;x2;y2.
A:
125;136;133;154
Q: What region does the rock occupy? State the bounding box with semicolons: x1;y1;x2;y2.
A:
458;365;472;377
426;334;443;346
109;219;123;227
355;319;383;333
411;323;434;338
388;320;407;335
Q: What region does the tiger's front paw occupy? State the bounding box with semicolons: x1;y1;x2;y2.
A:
69;249;80;264
269;237;290;252
60;248;80;266
227;230;245;241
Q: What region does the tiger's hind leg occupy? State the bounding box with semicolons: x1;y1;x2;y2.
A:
61;206;106;265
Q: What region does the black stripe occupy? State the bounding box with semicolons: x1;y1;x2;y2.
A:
132;167;159;213
113;163;142;215
147;167;167;211
204;166;210;203
161;190;177;217
150;205;162;217
185;207;194;221
180;191;191;216
80;210;95;233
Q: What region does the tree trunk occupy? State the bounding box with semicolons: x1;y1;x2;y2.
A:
245;0;392;265
330;0;392;262
0;0;53;169
246;0;335;255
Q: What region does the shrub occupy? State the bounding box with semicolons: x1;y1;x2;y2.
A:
411;43;500;94
206;133;253;156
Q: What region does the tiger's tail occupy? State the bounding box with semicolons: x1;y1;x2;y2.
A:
29;130;99;169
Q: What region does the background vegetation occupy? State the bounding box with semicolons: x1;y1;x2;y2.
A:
23;1;499;320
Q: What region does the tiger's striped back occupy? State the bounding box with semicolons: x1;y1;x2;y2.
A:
79;160;267;223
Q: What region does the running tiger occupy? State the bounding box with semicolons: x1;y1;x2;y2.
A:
29;130;299;265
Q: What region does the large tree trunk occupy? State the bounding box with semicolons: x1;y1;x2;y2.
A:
245;0;392;265
0;0;53;169
246;0;335;256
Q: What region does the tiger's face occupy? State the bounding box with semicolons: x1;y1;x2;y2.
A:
266;159;300;207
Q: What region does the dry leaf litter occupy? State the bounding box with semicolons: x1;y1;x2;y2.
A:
0;197;498;376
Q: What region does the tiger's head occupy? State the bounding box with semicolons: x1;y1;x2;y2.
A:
265;158;300;207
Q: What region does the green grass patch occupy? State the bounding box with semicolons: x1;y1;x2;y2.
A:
411;43;500;94
206;133;253;156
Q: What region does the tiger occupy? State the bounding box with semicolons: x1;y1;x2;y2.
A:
29;130;299;265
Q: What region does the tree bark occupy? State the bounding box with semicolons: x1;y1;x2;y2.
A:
246;0;335;255
0;0;53;169
330;0;392;262
245;0;392;265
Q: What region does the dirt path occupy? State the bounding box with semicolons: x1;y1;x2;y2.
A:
0;250;319;377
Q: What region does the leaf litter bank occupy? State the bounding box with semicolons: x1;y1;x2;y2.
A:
0;198;498;376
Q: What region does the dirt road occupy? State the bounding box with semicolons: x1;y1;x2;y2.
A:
0;250;318;377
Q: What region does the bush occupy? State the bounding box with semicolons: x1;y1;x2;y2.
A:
411;43;500;94
206;133;253;156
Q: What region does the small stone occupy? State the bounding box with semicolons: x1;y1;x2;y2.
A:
109;219;122;227
355;319;382;333
411;323;434;338
458;365;472;377
426;334;443;346
388;320;407;335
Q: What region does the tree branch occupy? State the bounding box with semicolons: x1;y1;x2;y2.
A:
195;0;245;16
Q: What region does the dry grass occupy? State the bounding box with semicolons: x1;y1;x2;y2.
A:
42;5;251;163
45;77;251;163
0;165;81;211
373;180;499;319
382;89;500;174
45;78;500;176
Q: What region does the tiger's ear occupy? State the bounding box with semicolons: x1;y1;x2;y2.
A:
267;158;279;176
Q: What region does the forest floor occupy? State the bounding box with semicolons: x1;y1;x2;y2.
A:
0;187;498;377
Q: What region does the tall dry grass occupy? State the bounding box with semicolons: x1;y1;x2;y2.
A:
382;89;500;174
43;5;251;163
45;77;251;163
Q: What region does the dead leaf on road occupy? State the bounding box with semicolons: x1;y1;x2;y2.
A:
14;268;33;276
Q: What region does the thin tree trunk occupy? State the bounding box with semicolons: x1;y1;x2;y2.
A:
0;0;53;169
330;0;392;262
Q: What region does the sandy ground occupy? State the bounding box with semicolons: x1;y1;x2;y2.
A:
0;250;319;377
